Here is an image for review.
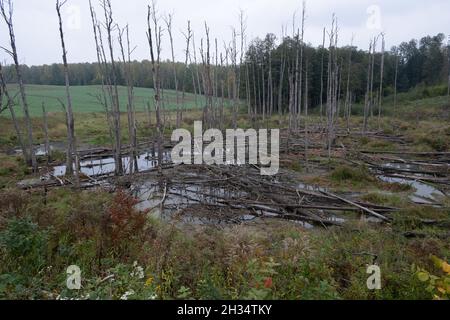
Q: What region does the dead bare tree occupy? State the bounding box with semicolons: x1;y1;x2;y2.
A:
447;36;450;100
296;1;306;129
56;0;80;186
369;35;378;118
326;14;339;158
200;22;214;128
319;27;326;124
230;28;239;129
0;0;37;171
377;33;385;128
345;36;354;131
102;0;123;175
181;20;192;122
304;59;309;172
89;0;115;148
278;25;287;126
363;40;373;133
393;47;399;112
164;13;181;128
0;62;26;159
41;103;50;165
147;1;164;171
191;32;202;107
118;25;138;174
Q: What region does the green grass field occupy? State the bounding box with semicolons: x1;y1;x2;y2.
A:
4;84;203;117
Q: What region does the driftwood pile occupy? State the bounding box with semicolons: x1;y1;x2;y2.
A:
132;164;396;227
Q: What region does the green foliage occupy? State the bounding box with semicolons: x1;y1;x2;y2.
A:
413;256;450;300
331;165;374;184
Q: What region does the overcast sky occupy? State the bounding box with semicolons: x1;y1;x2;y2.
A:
0;0;449;66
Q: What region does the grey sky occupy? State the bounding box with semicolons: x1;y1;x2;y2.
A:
1;0;449;66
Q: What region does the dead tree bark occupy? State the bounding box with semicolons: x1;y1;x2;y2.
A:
363;40;373;134
326;15;339;158
118;25;138;174
181;21;192;123
394;48;399;112
278;26;286;126
447;37;450;100
296;2;306;129
102;0;123;176
369;36;378;118
192;33;202;106
41;103;50;164
164;13;181;128
0;62;26;159
56;0;80;186
304;59;309;172
345;36;354;131
231;28;239;129
378;33;385;128
0;0;37;171
319;27;326;124
147;2;163;172
89;0;114;147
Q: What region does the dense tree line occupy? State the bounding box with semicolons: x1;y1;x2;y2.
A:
2;32;449;111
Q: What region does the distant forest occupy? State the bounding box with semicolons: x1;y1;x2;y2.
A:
2;32;449;109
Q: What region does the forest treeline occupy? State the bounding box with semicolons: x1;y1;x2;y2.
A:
2;32;449;109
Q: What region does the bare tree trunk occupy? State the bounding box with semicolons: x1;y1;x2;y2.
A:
447;37;450;100
147;2;163;172
192;33;202;105
319;27;326;124
0;63;26;160
42;103;50;165
363;40;373;134
1;0;37;172
378;34;385;129
345;37;354;132
165;14;181;129
278;27;286;127
182;21;193;123
296;2;306;129
394;48;399;113
56;0;80;186
118;25;138;174
231;29;239;129
369;36;378;118
304;60;309;172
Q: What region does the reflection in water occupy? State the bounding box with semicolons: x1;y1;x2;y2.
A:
378;175;445;204
53;151;172;177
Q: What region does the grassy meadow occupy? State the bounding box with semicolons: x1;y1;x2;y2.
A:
5;84;203;117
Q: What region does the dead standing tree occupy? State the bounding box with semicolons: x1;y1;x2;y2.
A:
56;0;80;186
0;0;37;171
89;0;115;148
0;62;26;159
181;21;193;122
344;36;354;132
118;25;138;174
296;1;306;129
101;0;123;176
147;2;164;171
164;13;181;128
326;15;339;158
377;33;385;129
200;23;214;129
363;40;373;134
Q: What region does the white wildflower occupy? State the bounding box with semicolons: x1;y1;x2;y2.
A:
120;290;135;300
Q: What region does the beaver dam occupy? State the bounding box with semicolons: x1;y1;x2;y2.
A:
17;128;450;229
